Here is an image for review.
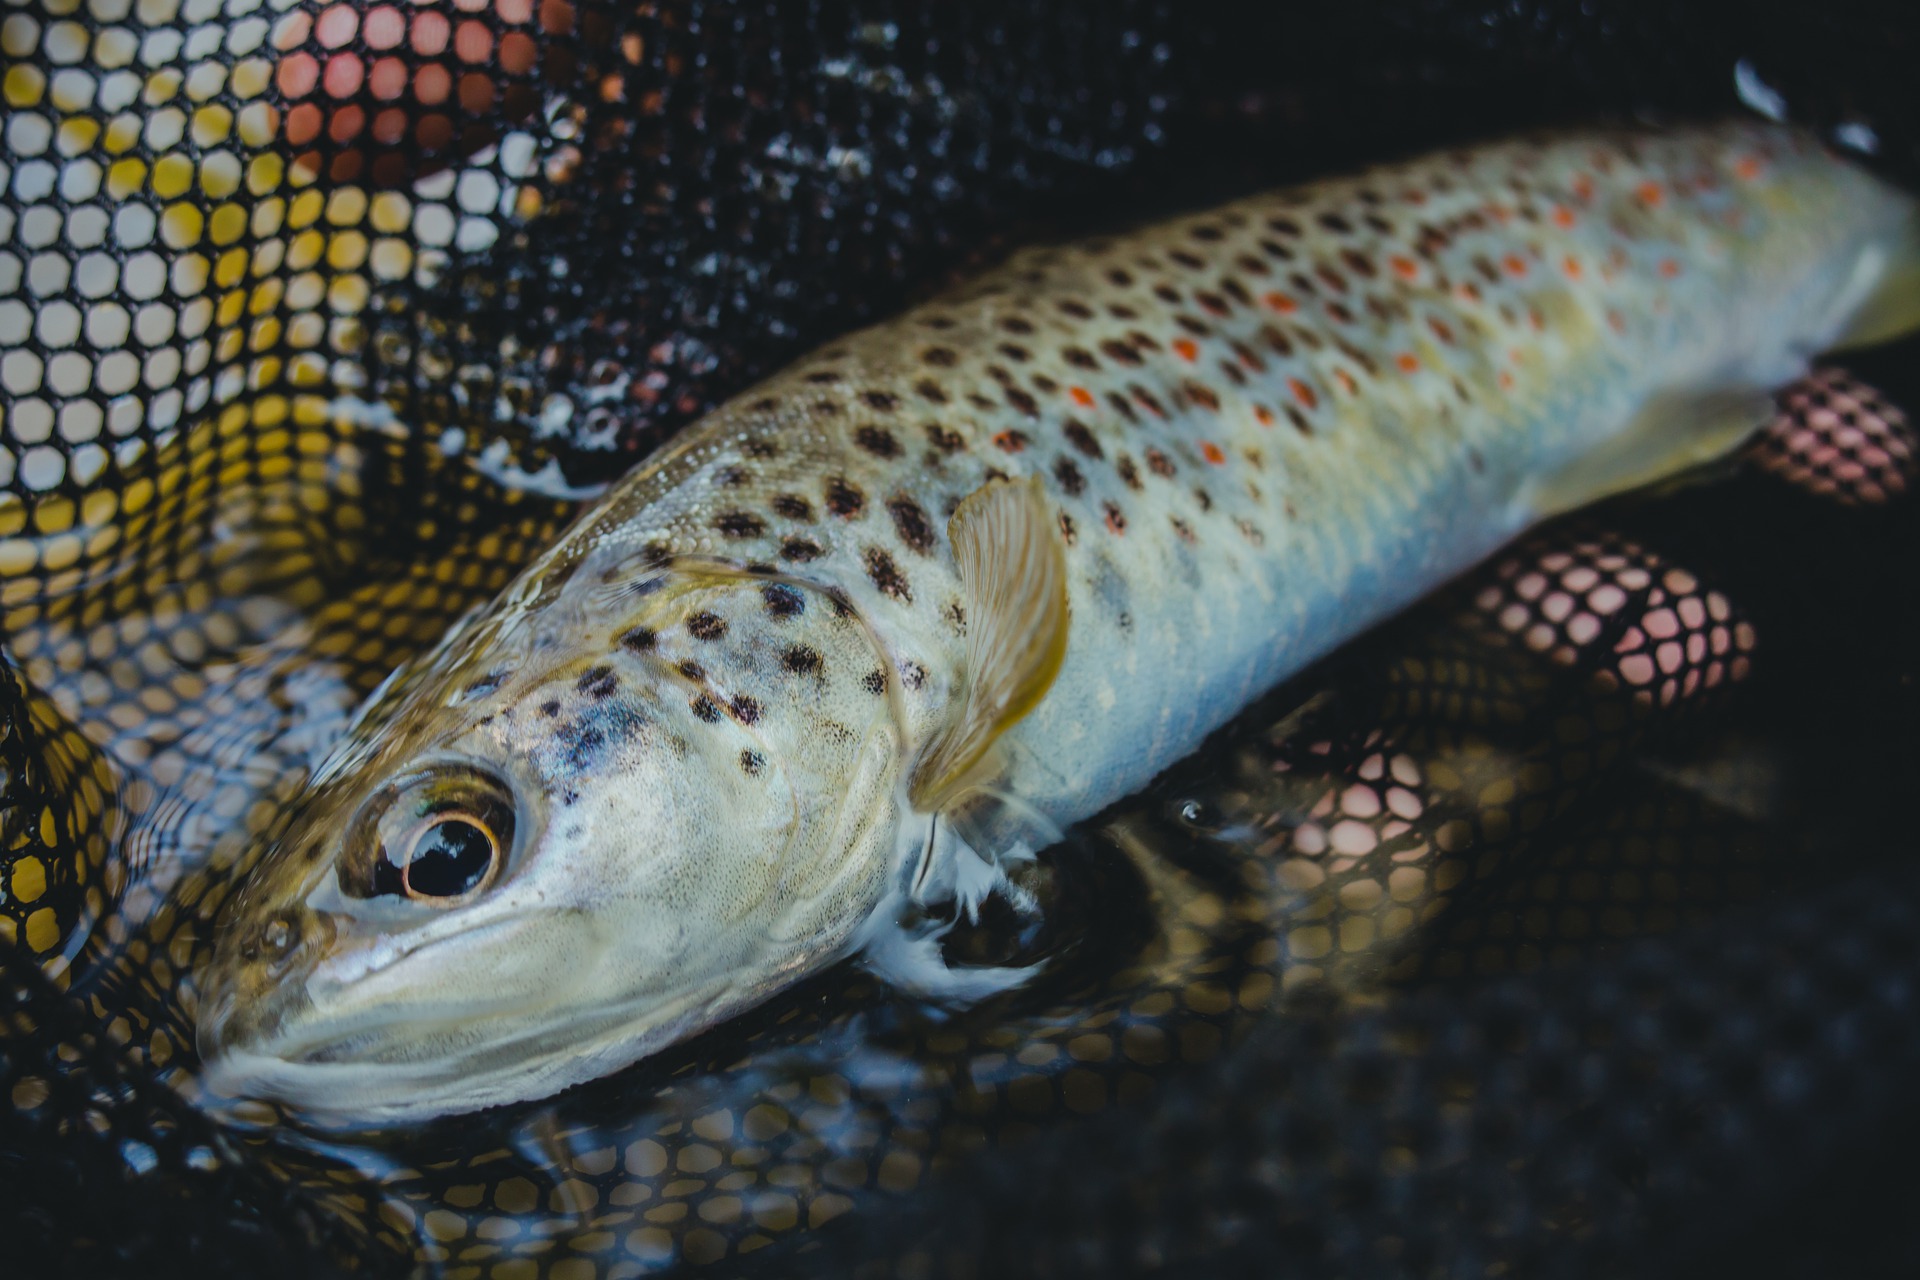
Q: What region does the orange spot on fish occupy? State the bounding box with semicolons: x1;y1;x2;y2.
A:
1201;441;1226;465
1498;370;1515;391
1390;255;1420;280
1636;180;1664;206
1395;353;1420;374
1502;253;1528;277
1735;155;1763;181
1288;378;1318;410
1561;255;1582;280
1551;205;1576;229
1333;369;1357;396
1264;291;1299;315
1069;386;1096;409
1253;405;1275;427
1172;338;1199;363
1658;258;1681;278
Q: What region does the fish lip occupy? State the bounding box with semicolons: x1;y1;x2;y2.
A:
196;971;757;1126
197;912;535;1076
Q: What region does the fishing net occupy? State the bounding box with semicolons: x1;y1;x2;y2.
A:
3;0;1920;1277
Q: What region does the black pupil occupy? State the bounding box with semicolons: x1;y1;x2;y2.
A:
405;819;494;898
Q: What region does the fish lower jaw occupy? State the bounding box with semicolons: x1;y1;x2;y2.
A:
193;974;797;1125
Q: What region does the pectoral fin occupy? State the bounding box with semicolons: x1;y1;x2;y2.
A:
907;476;1070;812
1521;387;1776;521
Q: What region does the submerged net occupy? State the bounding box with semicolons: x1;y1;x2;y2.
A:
3;0;1920;1277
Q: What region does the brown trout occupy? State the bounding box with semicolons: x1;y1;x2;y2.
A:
198;121;1920;1121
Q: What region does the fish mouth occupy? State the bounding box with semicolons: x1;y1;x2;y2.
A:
197;978;747;1126
194;911;750;1125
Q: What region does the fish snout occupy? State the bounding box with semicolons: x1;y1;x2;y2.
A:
198;905;335;1064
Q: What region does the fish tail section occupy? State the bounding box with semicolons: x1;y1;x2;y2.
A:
1832;204;1920;350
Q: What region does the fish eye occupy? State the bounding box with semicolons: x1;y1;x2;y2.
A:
400;815;500;901
353;768;517;906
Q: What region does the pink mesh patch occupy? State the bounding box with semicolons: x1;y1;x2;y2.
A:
1749;368;1917;506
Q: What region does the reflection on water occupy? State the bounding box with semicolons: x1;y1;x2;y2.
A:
14;367;1912;1275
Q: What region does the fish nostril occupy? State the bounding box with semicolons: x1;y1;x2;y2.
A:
259;910;304;973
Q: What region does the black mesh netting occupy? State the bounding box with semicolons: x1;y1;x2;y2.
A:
5;1;1920;1278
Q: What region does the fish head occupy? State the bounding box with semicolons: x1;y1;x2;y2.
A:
197;569;912;1122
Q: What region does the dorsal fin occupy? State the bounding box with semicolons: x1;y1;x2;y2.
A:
907;476;1070;811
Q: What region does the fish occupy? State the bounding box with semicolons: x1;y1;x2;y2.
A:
195;121;1920;1122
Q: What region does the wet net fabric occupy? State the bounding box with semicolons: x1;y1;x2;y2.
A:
4;0;1920;1277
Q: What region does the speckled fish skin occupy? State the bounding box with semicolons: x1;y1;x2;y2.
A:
198;121;1918;1122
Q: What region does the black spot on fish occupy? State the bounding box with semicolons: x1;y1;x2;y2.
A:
825;477;865;519
740;749;766;777
743;438;779;459
730;695;761;725
772;494;814;520
855;426;902;458
783;645;822;675
826;589;856;619
717;465;753;487
862;669;887;696
864;548;911;602
762;583;805;618
714;511;765;539
916;379;949;404
677;660;706;681
540;700;561;718
619;626;657;653
944;601;967;634
1063;420;1104;460
888;496;935;553
781;537;823;563
687;612;728;641
862;390;899;411
691;696;721;723
922;346;958;367
901;662;926;691
577;665;618;698
1053;455;1086;496
462;672;504;698
924;424;967;454
1005;388;1039;417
